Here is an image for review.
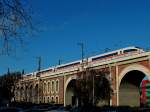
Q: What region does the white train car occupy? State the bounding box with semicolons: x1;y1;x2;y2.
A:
55;46;145;69
37;46;144;72
90;46;145;61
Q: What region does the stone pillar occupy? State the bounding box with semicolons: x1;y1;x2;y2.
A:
116;64;119;106
108;64;112;106
111;64;119;106
64;75;66;107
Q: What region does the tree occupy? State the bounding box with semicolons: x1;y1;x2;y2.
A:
0;71;22;103
93;70;113;105
75;68;113;106
0;0;32;54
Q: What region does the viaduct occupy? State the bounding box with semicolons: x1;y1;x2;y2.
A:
15;47;150;107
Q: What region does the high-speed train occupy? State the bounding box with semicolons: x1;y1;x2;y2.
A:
56;46;145;69
91;46;145;61
55;46;145;70
24;46;145;77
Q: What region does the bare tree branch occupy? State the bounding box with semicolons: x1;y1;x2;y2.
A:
0;0;32;54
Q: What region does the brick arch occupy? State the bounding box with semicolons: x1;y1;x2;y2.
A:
118;64;150;106
64;75;77;106
119;64;150;87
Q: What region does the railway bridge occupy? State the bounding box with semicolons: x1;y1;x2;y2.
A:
15;47;150;107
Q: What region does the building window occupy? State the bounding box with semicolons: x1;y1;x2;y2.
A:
43;97;45;103
47;81;51;93
43;82;47;94
51;80;55;93
47;96;50;103
51;96;54;103
55;79;59;93
55;96;59;104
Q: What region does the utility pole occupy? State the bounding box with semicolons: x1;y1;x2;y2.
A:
37;56;41;71
58;59;62;65
22;69;25;75
77;42;84;69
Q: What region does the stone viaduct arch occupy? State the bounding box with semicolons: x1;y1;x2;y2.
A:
64;75;77;106
15;51;150;107
118;64;150;106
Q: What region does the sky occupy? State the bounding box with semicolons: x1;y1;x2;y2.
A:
0;0;150;75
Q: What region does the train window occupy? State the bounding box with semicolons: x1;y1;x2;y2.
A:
123;49;137;53
26;74;31;76
92;52;117;61
57;62;80;69
119;51;122;54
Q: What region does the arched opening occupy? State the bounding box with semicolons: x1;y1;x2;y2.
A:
47;81;50;93
43;82;47;94
119;70;146;106
65;79;76;106
55;96;59;104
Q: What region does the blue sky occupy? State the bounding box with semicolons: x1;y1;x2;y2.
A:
0;0;150;74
